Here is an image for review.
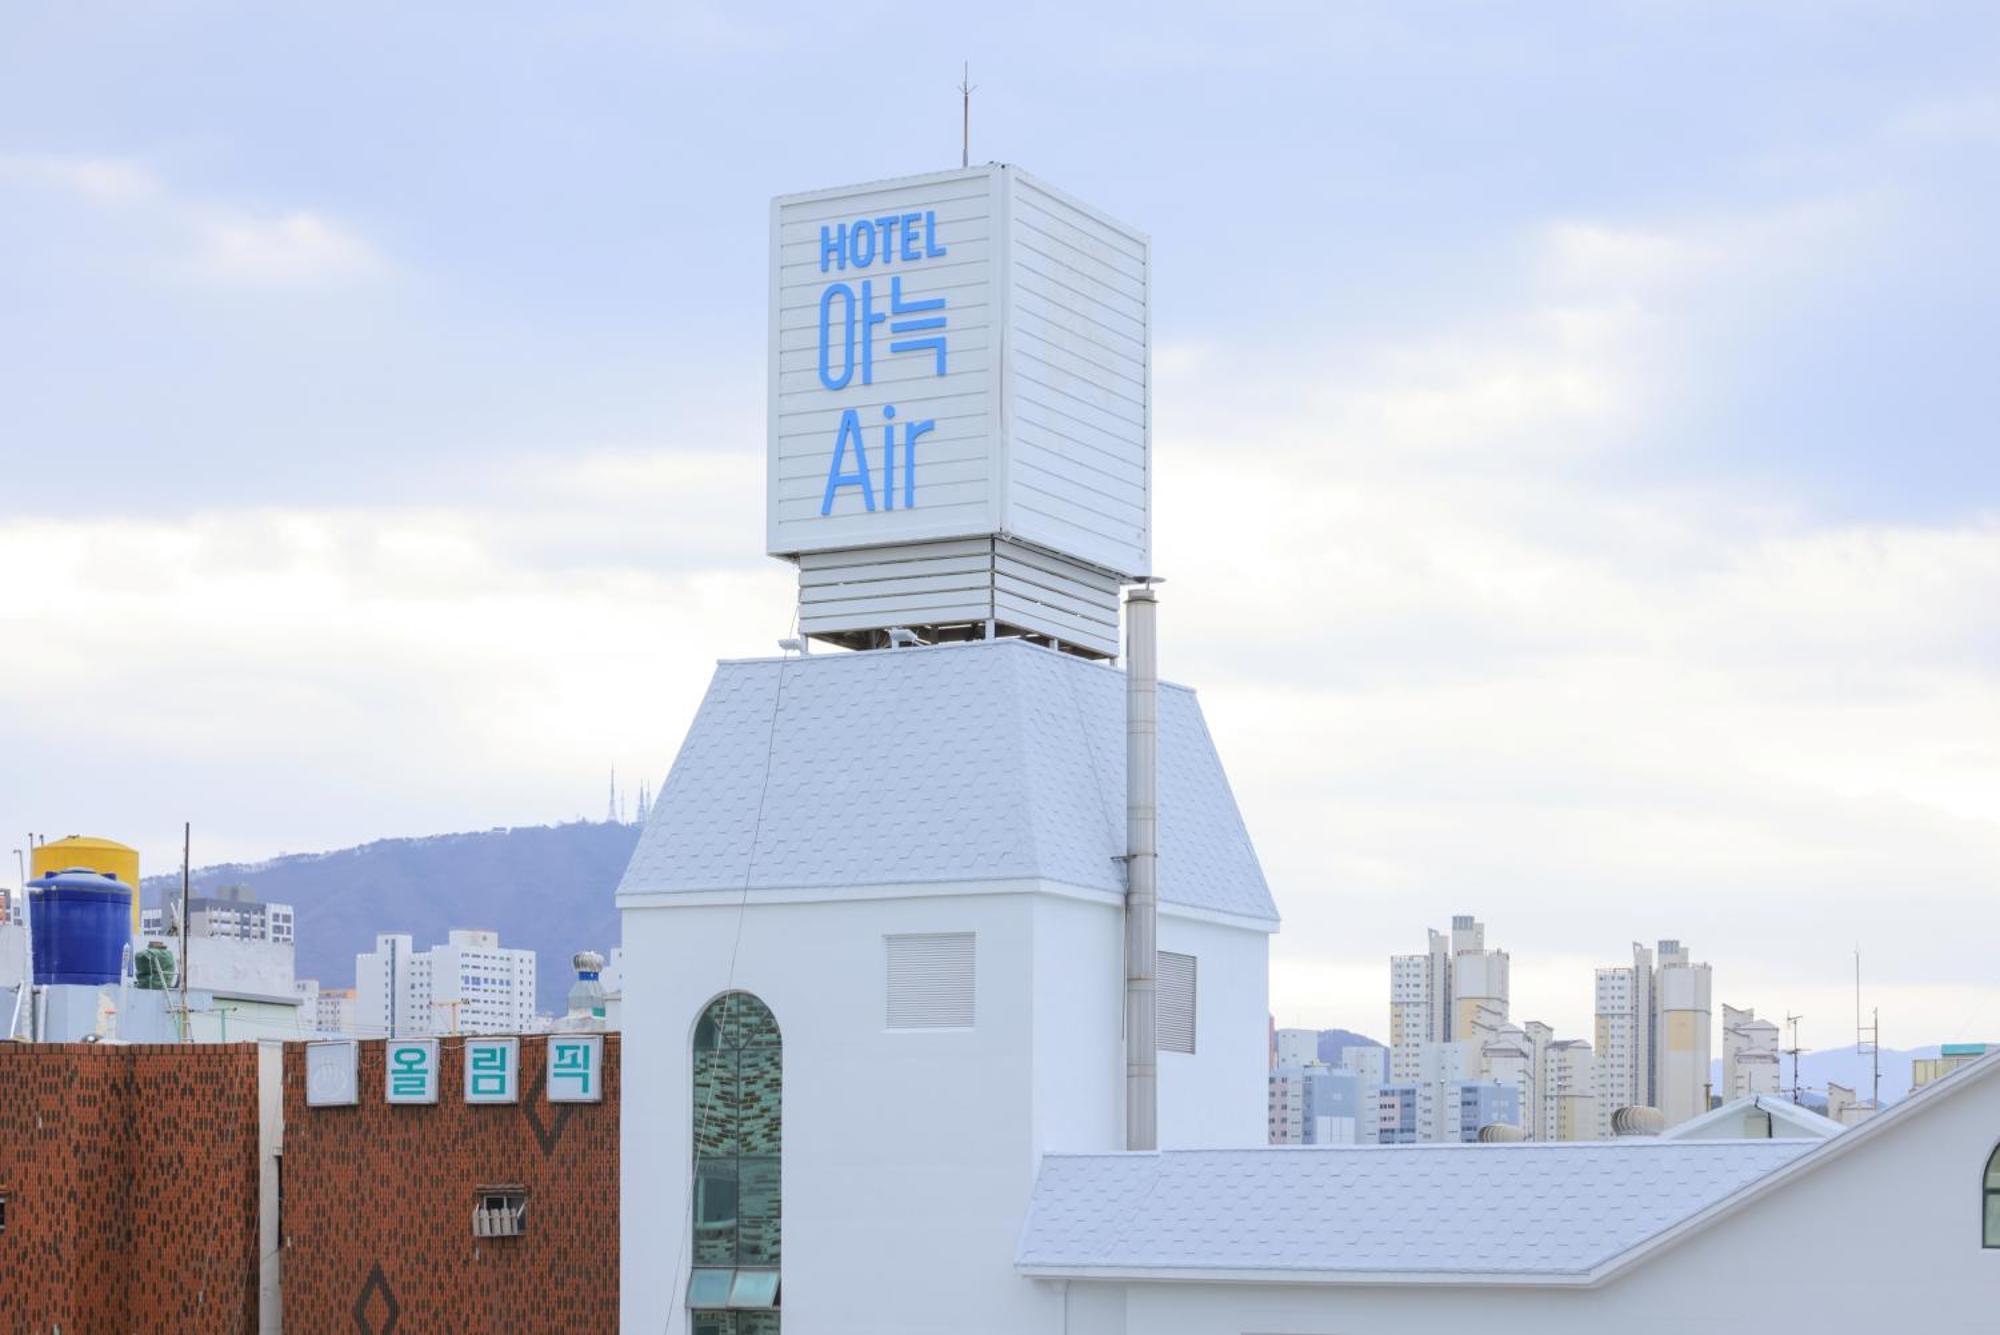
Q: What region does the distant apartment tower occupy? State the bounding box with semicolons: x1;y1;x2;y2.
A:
1594;942;1654;1135
1595;939;1713;1131
1544;1039;1599;1141
1721;1005;1782;1099
1458;1080;1523;1141
141;884;295;944
1914;1044;1994;1089
1268;1065;1312;1144
1654;941;1713;1125
1269;1064;1378;1146
355;929;536;1037
1273;1027;1319;1071
316;986;358;1035
1389;915;1508;1083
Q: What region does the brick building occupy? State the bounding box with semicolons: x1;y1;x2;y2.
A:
0;1034;618;1333
0;1042;269;1334
280;1033;619;1332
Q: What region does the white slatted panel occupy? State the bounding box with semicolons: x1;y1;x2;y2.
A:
1158;951;1197;1054
885;932;976;1029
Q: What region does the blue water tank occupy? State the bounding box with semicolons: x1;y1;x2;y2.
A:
27;868;133;985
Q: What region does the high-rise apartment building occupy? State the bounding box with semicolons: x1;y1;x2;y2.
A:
1594;942;1654;1135
1544;1039;1599;1141
1389;915;1508;1083
141;884;295;944
354;929;536;1037
315;986;358;1035
1721;1005;1781;1099
1914;1044;1994;1089
1273;1027;1319;1070
1655;940;1713;1125
1476;1019;1601;1141
1595;939;1712;1130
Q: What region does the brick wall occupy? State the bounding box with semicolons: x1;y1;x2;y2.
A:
0;1042;263;1335
281;1033;619;1333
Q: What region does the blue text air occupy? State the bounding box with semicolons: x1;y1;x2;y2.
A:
821;404;934;515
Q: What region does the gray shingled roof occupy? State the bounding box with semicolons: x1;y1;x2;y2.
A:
1015;1141;1815;1280
617;637;1278;925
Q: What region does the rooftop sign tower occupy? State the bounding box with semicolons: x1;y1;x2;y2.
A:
768;164;1150;658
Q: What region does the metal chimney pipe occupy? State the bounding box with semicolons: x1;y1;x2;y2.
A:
1124;582;1159;1152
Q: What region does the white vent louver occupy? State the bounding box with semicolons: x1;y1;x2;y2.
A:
473;1199;526;1238
885;932;975;1029
1158;951;1196;1054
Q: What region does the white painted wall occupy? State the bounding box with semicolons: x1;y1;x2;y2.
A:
1158;913;1268;1149
619;882;1269;1334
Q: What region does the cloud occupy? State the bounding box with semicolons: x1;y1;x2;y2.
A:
1140;198;2000;1046
187;208;382;287
0;152;384;289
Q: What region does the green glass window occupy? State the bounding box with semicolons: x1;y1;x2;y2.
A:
690;992;781;1329
1985;1146;2000;1248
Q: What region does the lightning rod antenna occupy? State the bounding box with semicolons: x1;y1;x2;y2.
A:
958;62;977;169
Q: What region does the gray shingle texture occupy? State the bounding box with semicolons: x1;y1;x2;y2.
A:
1016;1141;1816;1277
617;638;1278;924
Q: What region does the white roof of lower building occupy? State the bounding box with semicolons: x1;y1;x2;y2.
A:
617;638;1278;926
1016;1140;1816;1283
1660;1093;1845;1142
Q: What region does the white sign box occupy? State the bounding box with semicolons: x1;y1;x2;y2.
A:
464;1036;520;1105
546;1034;603;1103
385;1037;439;1105
768;164;1151;581
305;1040;358;1107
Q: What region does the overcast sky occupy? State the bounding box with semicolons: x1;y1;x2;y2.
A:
3;3;1996;1047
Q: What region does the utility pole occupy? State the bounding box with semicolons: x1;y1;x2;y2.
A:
1783;1013;1807;1104
957;62;977;169
179;822;191;1042
1855;949;1881;1110
11;845;30;1041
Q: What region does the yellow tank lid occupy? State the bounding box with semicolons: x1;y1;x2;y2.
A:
38;835;140;854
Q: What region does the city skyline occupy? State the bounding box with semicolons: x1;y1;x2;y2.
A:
3;4;1996;1050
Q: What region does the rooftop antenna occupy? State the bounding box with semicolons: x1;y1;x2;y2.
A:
1856;949;1880;1109
957;61;977;169
1783;1012;1807;1105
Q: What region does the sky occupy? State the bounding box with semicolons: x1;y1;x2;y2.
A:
2;2;1996;1048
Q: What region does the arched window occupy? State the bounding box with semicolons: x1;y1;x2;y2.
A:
690;992;781;1334
1985;1145;2000;1249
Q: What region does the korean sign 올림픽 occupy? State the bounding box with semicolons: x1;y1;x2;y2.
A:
546;1034;603;1103
385;1038;439;1104
464;1036;519;1104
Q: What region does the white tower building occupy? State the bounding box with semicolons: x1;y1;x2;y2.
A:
354;928;535;1037
1654;939;1714;1125
618;164;1280;1335
1722;1004;1782;1099
1594;942;1655;1136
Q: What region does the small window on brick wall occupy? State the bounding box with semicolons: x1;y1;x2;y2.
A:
0;1192;8;1234
473;1187;527;1238
1159;951;1197;1054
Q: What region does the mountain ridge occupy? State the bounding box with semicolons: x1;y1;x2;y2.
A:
140;821;638;1013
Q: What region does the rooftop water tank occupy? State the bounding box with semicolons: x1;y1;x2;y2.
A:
27;869;133;986
29;836;141;938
